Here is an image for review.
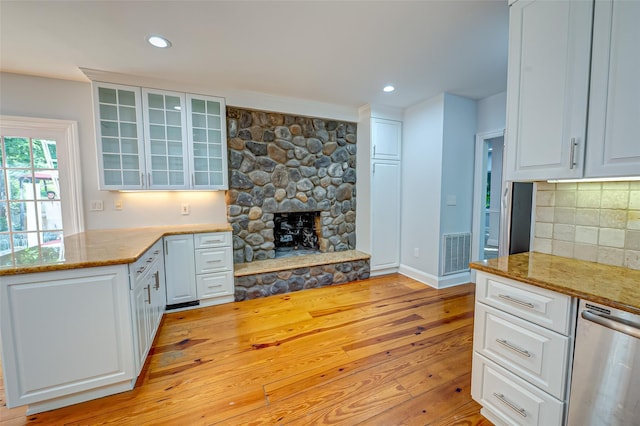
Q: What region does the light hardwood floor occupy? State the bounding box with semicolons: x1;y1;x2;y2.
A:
0;274;491;425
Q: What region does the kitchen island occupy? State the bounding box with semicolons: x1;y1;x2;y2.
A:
0;223;231;415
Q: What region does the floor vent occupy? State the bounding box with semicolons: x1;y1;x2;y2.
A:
442;233;471;275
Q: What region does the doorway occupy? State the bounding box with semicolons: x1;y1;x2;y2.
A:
472;130;504;263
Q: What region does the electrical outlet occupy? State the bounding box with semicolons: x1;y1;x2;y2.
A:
114;199;123;210
413;248;419;258
89;200;104;211
181;203;190;215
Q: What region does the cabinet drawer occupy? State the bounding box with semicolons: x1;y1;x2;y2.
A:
195;247;232;274
194;232;231;249
196;271;233;300
476;272;575;335
129;240;164;289
472;353;564;426
474;303;570;400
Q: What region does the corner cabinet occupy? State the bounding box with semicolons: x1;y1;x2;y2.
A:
472;271;576;426
92;82;228;190
505;0;640;181
505;0;592;181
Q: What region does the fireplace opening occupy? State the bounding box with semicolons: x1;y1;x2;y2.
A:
274;212;320;258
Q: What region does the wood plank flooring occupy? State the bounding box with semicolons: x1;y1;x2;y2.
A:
0;274;492;425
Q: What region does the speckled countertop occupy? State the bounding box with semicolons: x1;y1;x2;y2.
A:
470;252;640;315
0;223;232;276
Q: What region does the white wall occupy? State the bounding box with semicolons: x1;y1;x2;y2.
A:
0;72;228;230
400;94;445;277
440;93;477;236
476;91;506;134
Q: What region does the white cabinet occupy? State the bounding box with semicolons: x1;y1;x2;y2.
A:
472;271;576;425
0;265;135;414
370;160;401;273
372;118;402;161
584;0;640;177
505;0;592;181
164;234;197;306
164;231;234;310
93;82;146;189
506;0;640;181
129;240;165;376
93;82;228;190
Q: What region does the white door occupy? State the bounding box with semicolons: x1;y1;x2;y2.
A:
370;160;401;272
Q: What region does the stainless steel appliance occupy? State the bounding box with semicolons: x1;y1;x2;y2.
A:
499;181;533;257
567;300;640;425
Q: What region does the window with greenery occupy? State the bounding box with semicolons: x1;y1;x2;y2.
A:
0;136;63;256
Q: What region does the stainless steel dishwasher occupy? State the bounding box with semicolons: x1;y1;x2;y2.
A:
567;300;640;426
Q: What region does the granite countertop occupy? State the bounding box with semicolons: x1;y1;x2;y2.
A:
470;252;640;315
0;223;232;276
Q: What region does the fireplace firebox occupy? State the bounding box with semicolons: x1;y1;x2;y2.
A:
274;212;320;258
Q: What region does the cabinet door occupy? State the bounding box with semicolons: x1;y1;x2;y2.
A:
187;94;228;189
164;235;197;305
142;89;190;189
370;160;401;272
93;82;146;190
132;272;151;375
371;118;401;161
505;0;592;181
0;266;134;408
585;0;640;178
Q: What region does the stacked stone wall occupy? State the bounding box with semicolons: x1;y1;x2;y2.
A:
226;107;357;263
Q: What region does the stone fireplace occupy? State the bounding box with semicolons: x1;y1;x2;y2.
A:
226;107;357;264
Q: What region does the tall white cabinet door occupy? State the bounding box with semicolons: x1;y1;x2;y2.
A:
371;118;402;161
505;0;592;181
164;235;197;305
187;94;229;190
142;89;190;189
370;160;401;273
93;82;146;190
585;0;640;178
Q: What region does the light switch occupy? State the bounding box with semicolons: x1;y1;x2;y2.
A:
446;195;457;206
181;203;190;215
90;200;104;211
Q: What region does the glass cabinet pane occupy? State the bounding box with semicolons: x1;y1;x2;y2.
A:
144;90;186;188
188;95;226;189
95;83;143;189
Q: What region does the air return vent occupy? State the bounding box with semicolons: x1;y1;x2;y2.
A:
442;233;471;275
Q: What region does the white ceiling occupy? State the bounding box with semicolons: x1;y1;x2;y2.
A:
0;0;508;111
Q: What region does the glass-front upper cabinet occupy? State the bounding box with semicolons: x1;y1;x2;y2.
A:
93;82;146;190
186;94;228;190
92;83;228;190
142;89;189;189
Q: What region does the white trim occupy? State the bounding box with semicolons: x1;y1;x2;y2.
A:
0;115;85;235
471;129;504;264
398;264;470;289
370;266;400;277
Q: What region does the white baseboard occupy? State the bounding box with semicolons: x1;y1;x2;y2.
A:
398;264;470;289
370;266;400;277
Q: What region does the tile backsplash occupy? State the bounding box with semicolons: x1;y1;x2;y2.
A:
533;181;640;270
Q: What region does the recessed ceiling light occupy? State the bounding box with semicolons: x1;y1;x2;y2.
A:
383;85;395;93
147;35;172;48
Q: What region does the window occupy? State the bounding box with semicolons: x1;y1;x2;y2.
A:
0;116;84;258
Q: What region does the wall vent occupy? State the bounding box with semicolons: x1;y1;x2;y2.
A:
442;233;471;275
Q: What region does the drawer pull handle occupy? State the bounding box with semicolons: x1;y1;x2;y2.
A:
493;393;527;418
498;294;534;309
206;259;222;264
202;240;221;244
495;339;531;358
